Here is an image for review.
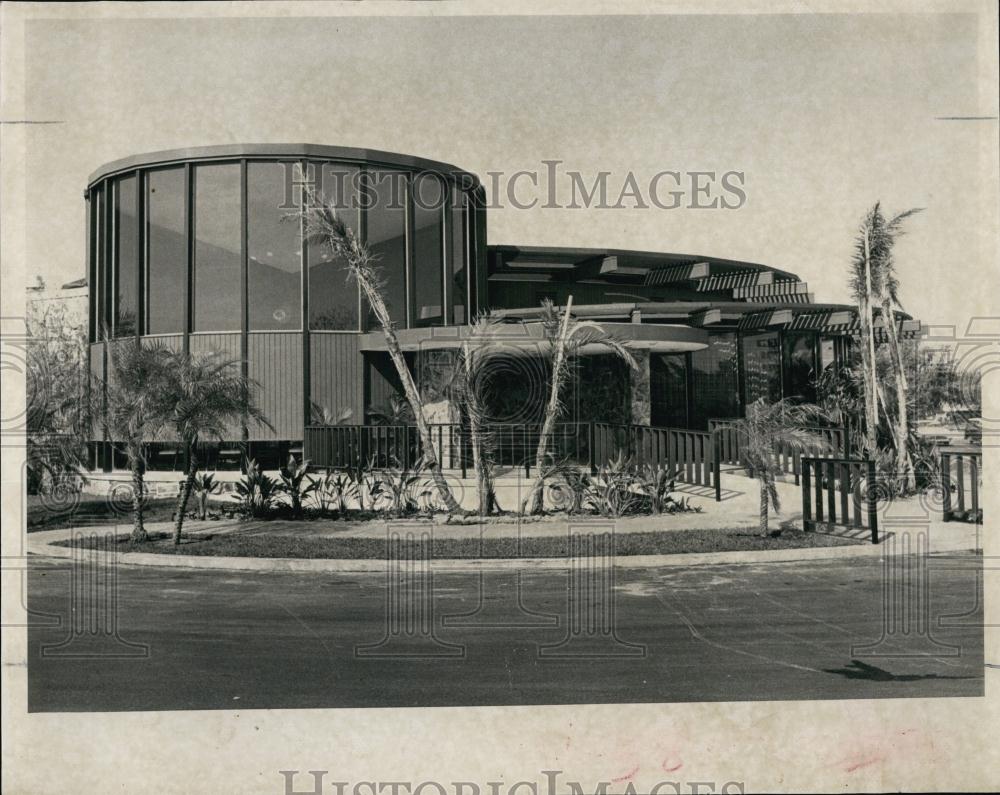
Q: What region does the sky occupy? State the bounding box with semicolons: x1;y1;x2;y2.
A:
11;7;999;333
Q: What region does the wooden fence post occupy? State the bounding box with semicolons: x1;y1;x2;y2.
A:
866;458;879;544
801;459;812;531
940;452;951;522
713;430;722;502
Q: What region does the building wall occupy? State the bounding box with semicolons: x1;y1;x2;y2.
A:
310;333;365;423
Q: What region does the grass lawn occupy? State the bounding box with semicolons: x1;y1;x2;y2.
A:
26;495;182;533
62;526;863;559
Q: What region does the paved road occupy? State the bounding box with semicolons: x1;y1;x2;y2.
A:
26;554;983;711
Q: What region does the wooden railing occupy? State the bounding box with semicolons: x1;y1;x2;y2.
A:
709;419;847;484
940;448;982;523
305;421;723;499
801;457;879;543
593;424;720;498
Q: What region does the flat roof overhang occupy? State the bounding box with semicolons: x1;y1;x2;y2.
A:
359;322;709;355
87;144;481;190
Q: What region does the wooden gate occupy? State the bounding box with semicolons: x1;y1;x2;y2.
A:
801;457;880;543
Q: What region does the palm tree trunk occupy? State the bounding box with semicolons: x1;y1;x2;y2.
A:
357;272;463;515
464;343;493;516
129;446;147;544
859;228;879;457
759;478;769;536
527;296;574;514
880;298;916;491
173;445;197;545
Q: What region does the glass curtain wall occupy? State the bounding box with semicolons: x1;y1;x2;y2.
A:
690;333;740;429
308;164;360;330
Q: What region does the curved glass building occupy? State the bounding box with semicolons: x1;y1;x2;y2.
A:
86;144;486;469
85;144;919;473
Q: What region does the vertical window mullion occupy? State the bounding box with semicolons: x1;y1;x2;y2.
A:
442;184;450;326
136;169;145;338
404;172;414;330
364;166;372;332
184;164;192;347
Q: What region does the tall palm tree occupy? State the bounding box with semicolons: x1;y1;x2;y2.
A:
161;350;271;545
97;338;172;543
850;203;922;488
301;190;463;514
523;296;638;514
728;398;831;535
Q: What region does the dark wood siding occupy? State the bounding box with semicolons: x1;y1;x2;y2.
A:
189;332;240;360
143;334;183;353
309;332;364;423
248;332;303;441
189;333;242;439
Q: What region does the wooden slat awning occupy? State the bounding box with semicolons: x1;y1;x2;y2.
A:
695;270;777;292
738;309;795;330
643;262;708;286
733;281;809;300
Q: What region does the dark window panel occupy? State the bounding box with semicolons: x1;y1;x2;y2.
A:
450;192;467;325
308;163;360;330
192;164;242;333
364;170;407;329
742;331;782;405
412;174;444;328
114;176;138;337
248;162;302;331
784;331;818;403
690;332;740;429
651;353;688;428
89;186;104;341
145;167;187;335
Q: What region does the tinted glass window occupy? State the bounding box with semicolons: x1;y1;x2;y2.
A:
819;335;837;373
784;331;817;403
146;168;187;334
248;162;301;331
742;331;782;405
365;171;407;328
192;164;241;332
89;186;104;341
450;193;467;324
114;176;138;337
651;353;688;427
412;174;444;328
308;163;359;330
690;332;739;429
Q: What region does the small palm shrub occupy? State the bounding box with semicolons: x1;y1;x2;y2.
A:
375;456;430;517
587;452;644;517
547;465;593;514
634;464;701;515
277;455;318;518
232;458;279;518
191;472;218;520
315;469;360;514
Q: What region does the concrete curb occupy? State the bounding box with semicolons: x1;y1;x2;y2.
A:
25;526;969;573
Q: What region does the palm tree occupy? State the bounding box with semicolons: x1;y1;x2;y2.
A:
850;203;922;488
523;296;638;514
446;313;512;516
301;190;463;514
161;350;271;545
97;338;172;544
728;398;831;535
